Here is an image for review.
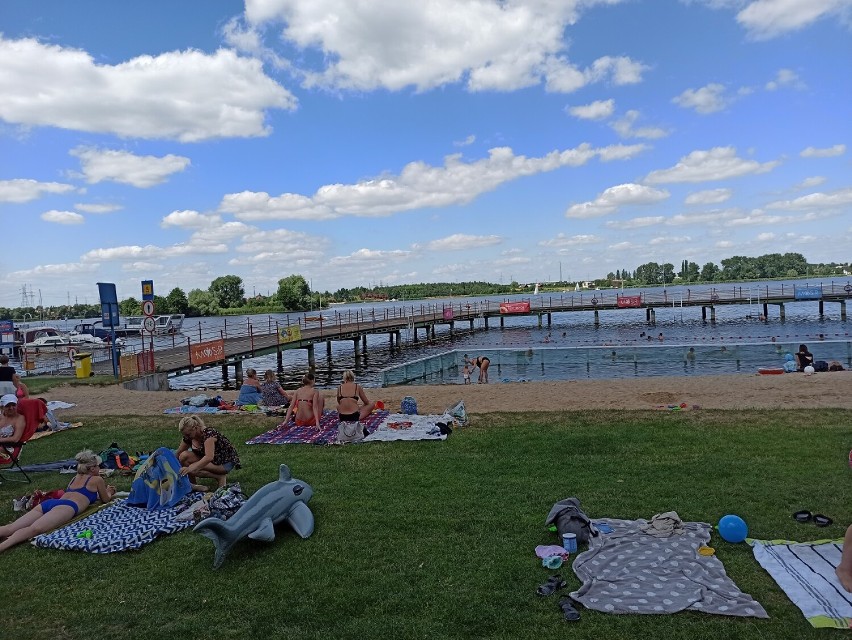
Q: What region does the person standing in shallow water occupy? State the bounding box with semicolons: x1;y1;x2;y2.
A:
464;354;490;383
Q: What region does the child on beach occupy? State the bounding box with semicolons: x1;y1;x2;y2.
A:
462;364;471;384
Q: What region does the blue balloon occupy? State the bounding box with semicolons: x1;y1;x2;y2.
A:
784;353;794;362
718;514;748;543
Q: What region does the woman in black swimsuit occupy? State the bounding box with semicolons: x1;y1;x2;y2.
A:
0;449;114;553
336;370;376;423
464;354;490;383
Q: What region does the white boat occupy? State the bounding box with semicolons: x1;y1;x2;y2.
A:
155;314;185;334
67;332;105;346
24;335;74;351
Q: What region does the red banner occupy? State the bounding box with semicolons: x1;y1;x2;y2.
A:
499;301;531;314
617;295;642;308
443;307;454;320
191;339;225;366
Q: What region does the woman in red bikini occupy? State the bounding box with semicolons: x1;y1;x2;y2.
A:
0;449;115;553
283;372;325;430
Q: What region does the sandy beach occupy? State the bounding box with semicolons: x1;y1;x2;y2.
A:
44;371;852;418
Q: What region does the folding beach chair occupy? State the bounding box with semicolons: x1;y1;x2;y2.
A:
0;398;44;483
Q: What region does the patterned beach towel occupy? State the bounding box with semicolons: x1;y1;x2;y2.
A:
570;518;767;618
33;495;201;553
163;405;269;415
362;413;450;443
752;539;851;629
246;410;388;445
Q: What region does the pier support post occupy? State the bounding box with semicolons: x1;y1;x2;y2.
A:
362;334;367;351
594;309;599;326
537;314;543;328
819;300;824;317
710;307;716;323
646;308;652;322
484;316;489;329
395;331;402;347
649;308;656;324
327;341;332;359
469;319;475;330
353;338;360;358
389;333;394;350
449;321;454;337
430;325;436;339
413;327;419;343
779;303;785;320
307;344;315;369
841;301;847;321
547;313;552;326
276;350;283;371
234;361;243;384
763;302;768;320
222;363;229;385
499;317;504;328
702;306;707;322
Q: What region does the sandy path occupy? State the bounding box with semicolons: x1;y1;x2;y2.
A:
43;371;852;418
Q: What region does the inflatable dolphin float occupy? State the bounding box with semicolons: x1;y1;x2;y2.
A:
194;464;314;568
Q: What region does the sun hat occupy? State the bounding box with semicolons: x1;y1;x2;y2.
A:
1;394;17;406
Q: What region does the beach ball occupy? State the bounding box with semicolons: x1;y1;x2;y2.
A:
718;515;748;543
804;365;815;375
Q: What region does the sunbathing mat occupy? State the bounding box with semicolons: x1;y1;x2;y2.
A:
32;495;201;553
29;422;83;441
163;405;269;415
246;410;389;445
752;539;850;629
362;413;450;442
570;518;767;618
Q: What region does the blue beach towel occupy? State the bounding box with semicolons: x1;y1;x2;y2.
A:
236;384;263;406
126;447;191;509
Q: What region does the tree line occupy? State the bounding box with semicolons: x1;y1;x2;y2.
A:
3;254;849;321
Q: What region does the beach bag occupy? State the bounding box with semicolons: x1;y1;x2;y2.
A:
401;396;418;415
813;360;829;373
446;400;468;427
336;419;364;444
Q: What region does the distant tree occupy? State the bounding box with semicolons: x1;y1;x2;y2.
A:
165;287;189;314
276;275;310;310
187;289;220;316
661;263;675;284
119;297;140;316
208;275;244;309
700;262;719;281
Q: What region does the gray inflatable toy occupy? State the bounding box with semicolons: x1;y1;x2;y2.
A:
194;464;314;568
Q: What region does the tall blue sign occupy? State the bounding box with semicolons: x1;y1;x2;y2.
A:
97;282;120;327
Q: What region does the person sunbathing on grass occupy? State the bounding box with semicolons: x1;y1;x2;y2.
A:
176;415;241;489
838;525;852;592
336;369;376;424
283;372;325;431
0;449;115;554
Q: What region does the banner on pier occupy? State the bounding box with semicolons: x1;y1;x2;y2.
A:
278;325;302;344
443;307;454;320
499;301;530;314
617;295;642;308
190;339;225;366
794;286;822;300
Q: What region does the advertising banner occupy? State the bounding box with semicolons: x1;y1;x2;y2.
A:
616;295;642;308
794;286;822;300
278;325;302;344
190;339;225;366
499;301;531;314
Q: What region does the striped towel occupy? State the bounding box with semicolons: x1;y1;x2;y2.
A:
752;539;851;629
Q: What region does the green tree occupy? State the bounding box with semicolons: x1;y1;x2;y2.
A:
165;287;189;314
188;289;220;316
276;275;310;310
661;263;675;284
208;275;244;309
700;262;719;281
119;297;140;316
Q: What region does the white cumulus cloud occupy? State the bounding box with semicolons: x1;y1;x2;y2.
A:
239;1;645;93
765;68;805;90
220;143;648;220
74;203;123;214
70;147;191;187
567;99;615;120
684;188;733;205
765;187;852;210
0;36;296;142
539;234;601;247
672;83;729;114
800;144;846;158
161;210;222;229
41;210;84;225
0;178;77;203
565;183;670;218
644;147;779;184
736;0;852;39
610;110;669;139
427;234;501;251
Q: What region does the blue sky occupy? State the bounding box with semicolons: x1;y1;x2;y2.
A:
1;0;850;306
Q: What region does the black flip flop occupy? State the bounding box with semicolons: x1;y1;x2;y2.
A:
536;574;566;596
793;510;813;523
814;514;833;527
558;596;581;621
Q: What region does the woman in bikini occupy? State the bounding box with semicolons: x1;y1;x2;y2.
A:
283;372;325;430
464;354;490;383
336;370;376;423
0;449;115;553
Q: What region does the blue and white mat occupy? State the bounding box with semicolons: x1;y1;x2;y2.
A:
33;496;200;553
752;539;851;629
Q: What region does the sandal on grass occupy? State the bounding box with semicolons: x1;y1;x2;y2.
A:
558;596;581;621
536;574;567;596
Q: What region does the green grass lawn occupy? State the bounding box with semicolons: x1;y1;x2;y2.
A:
1;409;848;640
21;375;117;395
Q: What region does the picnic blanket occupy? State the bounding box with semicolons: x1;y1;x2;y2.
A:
46;401;76;410
362;413;450;442
570;518;767;618
33;495;201;553
246;410;388;445
752;538;850;629
30;422;83;440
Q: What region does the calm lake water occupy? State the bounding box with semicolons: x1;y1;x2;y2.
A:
16;277;852;389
